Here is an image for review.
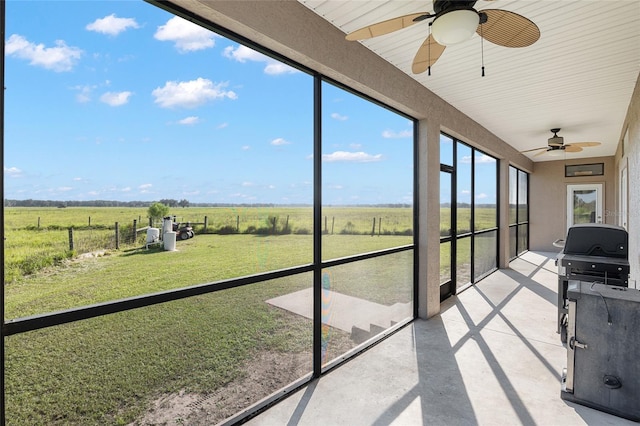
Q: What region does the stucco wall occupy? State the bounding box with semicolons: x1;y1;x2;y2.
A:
530;157;616;252
615;74;640;284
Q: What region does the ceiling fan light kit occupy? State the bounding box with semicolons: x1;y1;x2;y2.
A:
431;9;479;45
344;0;540;76
548;128;565;147
520;128;602;158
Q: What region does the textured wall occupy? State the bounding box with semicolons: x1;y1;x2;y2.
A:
530;157;616;252
616;74;640;284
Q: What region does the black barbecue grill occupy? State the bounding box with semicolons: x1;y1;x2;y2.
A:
556;224;630;342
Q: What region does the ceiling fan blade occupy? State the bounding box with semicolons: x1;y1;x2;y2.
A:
412;34;446;74
521;146;547;153
534;149;550;157
569;142;601;148
564;145;583;153
345;12;430;41
477;9;540;48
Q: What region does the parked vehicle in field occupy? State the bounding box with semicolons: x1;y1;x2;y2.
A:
173;222;195;240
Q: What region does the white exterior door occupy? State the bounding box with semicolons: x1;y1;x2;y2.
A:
567;184;603;231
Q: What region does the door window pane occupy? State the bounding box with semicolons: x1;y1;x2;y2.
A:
440;134;454;166
440;171;452;237
440;241;451;285
572;190;598;224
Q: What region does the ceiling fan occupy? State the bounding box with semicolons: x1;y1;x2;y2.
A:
345;0;540;74
521;128;602;157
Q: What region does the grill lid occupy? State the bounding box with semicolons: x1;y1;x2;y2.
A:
563;224;628;259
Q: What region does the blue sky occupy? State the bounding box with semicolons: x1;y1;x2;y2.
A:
4;2;416;205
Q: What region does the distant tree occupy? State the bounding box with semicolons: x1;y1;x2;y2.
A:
148;202;170;222
159;198;178;207
178;199;190;208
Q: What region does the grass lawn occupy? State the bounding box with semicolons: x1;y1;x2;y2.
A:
4;233;413;425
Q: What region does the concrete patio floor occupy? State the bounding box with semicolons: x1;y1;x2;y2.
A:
245;251;636;425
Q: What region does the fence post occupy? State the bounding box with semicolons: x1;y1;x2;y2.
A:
149;217;152;227
68;228;74;251
38;217;40;229
88;216;91;227
115;222;120;250
285;215;289;232
379;217;382;236
371;217;376;236
132;219;137;244
237;215;240;232
325;216;328;234
331;217;335;235
204;216;208;231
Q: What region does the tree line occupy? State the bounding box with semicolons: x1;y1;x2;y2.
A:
4;199;413;208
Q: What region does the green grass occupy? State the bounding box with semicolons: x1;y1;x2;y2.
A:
4;206;414;284
5;277;315;425
4;224;413;425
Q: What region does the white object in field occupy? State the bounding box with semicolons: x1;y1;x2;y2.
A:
162;217;173;235
146;228;160;244
163;231;176;251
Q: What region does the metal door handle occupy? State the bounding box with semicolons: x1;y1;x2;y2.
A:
569;336;587;350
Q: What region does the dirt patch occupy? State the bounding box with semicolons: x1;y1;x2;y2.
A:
131;326;356;425
130;351;311;426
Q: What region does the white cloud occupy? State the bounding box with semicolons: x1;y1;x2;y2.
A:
57;186;73;192
476;193;488;199
322;151;383;163
154;16;215;53
217;122;229;129
350;143;362;149
86;14;139;36
152;78;237;109
382;129;412;139
461;154;496;164
121;187;131;192
271;138;291;146
331;112;348;121
73;84;96;103
5;34;82;72
241;182;254;187
4;167;23;178
224;45;297;75
241;145;250;151
100;91;132;106
461;190;471;195
139;183;152;189
178;116;200;125
476;154;496;164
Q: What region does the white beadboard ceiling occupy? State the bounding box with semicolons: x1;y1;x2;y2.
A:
298;0;640;162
